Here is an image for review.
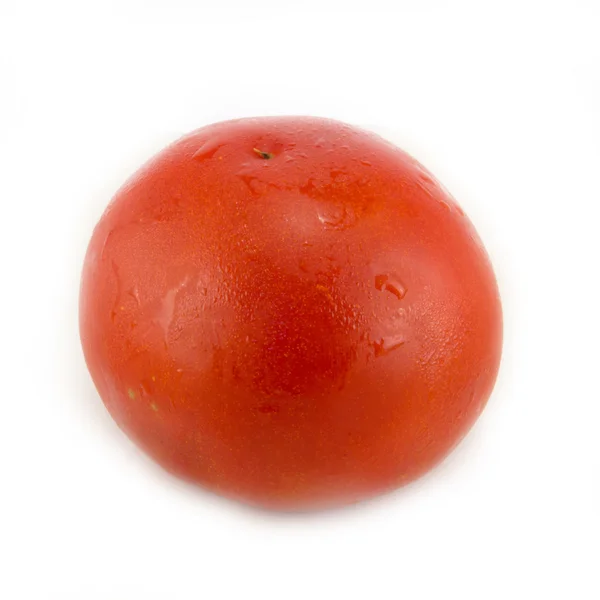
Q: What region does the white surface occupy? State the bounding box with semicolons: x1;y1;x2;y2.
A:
1;1;598;598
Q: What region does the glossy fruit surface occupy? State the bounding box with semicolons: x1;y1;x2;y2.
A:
80;117;502;509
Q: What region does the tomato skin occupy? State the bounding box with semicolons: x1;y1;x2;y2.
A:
80;117;502;509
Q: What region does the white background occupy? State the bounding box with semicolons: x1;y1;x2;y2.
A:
1;1;598;598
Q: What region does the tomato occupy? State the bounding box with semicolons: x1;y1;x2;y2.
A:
80;117;502;510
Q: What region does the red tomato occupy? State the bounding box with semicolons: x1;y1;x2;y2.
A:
80;117;502;509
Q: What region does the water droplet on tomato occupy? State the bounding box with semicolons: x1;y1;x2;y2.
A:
157;289;177;334
140;379;154;396
193;138;225;161
317;205;356;230
375;274;407;300
127;287;140;306
110;260;124;320
372;334;406;357
100;230;114;261
418;172;435;186
156;277;190;337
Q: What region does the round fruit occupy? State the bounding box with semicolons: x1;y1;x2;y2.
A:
80;117;502;509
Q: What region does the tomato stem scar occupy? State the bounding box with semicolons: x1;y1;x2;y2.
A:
253;148;274;159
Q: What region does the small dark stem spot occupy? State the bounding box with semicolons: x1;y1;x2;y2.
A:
253;148;274;159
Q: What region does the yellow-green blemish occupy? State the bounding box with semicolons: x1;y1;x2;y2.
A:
150;402;159;412
127;388;136;400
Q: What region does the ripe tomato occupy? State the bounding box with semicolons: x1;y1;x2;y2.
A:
80;117;502;509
